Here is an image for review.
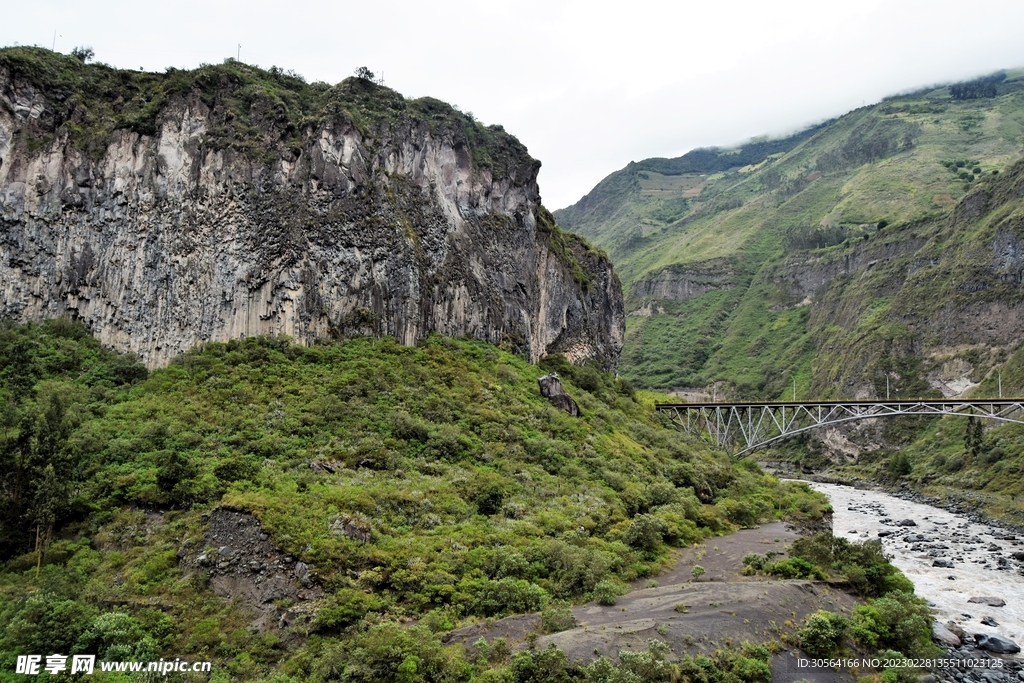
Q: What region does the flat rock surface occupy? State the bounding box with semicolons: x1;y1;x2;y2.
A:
447;523;858;682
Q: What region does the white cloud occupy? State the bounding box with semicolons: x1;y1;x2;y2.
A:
4;0;1023;208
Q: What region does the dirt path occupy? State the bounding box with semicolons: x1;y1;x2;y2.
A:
445;522;859;682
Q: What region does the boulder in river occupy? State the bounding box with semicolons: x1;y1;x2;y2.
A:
898;519;917;527
878;530;893;537
933;623;962;647
975;634;1021;654
968;597;1006;607
1011;551;1024;561
980;616;999;627
933;559;955;568
946;622;968;640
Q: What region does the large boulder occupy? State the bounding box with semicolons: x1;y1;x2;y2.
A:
538;374;580;417
968;597;1006;607
975;634;1020;654
932;623;961;647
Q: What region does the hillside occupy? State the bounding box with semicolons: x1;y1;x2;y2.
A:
0;47;623;370
0;320;826;680
555;70;1024;401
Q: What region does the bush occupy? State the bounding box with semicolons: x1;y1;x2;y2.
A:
313;622;461;682
593;579;621;606
799;610;849;656
788;532;909;596
313;589;384;633
510;644;571;683
742;553;766;571
469;578;547;617
766;557;825;580
540;601;575;633
690;565;706;580
583;640;675;683
851;591;936;656
623;515;668;551
888;452;912;477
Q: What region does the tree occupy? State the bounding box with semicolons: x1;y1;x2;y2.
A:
70;46;94;63
354;66;375;82
965;416;984;458
690;565;706;581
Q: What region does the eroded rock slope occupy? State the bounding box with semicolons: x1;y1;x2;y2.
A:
0;51;623;368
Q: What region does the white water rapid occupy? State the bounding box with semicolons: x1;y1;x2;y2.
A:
808;481;1024;658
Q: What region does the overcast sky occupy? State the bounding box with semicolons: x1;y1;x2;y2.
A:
4;1;1024;209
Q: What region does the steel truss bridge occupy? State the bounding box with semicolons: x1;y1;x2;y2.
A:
655;399;1024;458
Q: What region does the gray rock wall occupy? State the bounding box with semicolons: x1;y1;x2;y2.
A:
0;71;624;369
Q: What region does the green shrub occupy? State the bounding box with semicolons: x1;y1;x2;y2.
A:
469;578;548;617
313;589;384;633
788;532;909;596
851;591;936;656
540;600;576;633
766;557;825;580
73;612;156;661
510;644;571;683
888;453;912;477
623;514;668;551
741;553;766;570
593;579;622;606
421;605;463;634
583;639;675;683
799;610;849;655
312;622;462;682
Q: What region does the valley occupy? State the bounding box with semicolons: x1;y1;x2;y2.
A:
2;45;1024;683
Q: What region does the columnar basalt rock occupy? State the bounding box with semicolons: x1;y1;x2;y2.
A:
0;56;624;369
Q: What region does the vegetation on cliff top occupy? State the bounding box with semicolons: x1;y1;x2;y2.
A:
0;46;534;177
0;319;825;680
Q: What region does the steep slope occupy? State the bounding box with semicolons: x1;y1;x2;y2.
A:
0;320;825;679
0;48;623;369
556;70;1024;397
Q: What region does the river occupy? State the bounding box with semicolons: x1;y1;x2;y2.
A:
808;481;1024;654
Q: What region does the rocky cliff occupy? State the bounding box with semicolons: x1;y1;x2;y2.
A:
0;49;624;368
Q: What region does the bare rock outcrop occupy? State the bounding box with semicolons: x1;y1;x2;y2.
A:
179;507;323;631
0;54;624;369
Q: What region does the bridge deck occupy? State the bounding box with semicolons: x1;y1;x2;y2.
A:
655;398;1024;457
656;399;1022;409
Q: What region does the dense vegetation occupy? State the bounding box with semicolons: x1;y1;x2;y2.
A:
0;320;826;681
555;69;1024;403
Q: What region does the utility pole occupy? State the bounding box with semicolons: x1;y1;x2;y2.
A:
792;377;796;401
52;30;56;51
237;44;241;61
998;371;1002;399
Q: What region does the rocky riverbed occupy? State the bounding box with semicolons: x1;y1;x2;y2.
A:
810;482;1024;682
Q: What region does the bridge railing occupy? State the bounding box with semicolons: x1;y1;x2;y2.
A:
655;398;1024;458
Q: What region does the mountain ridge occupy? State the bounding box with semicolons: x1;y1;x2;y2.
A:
556;68;1024;404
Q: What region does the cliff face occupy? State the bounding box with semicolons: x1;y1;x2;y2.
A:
0;51;623;368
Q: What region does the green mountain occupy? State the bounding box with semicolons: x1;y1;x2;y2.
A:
555;70;1024;402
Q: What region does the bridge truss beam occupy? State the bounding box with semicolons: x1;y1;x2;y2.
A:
655;399;1024;458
